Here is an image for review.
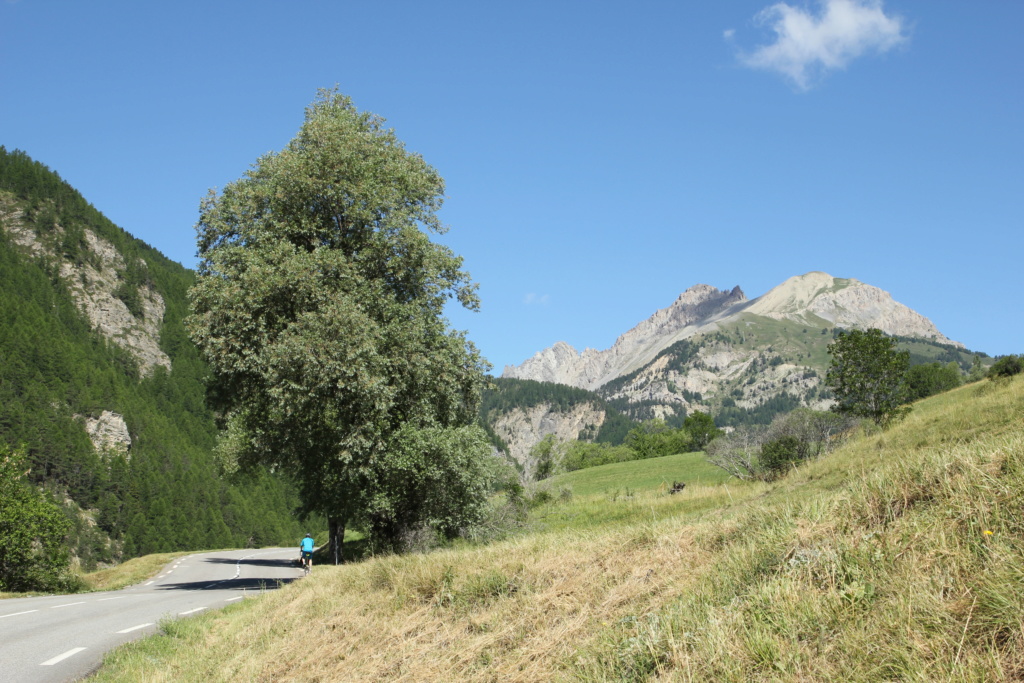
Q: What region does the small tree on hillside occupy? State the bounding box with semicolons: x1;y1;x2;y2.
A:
825;328;910;428
0;446;73;592
683;411;723;450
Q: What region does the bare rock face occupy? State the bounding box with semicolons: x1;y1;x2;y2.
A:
0;194;170;375
59;230;171;376
83;410;132;456
491;402;606;477
504;284;746;390
745;272;959;346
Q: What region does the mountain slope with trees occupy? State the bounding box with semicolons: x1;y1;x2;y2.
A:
501;273;990;439
0;147;304;577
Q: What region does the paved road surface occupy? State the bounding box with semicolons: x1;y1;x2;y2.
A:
0;547;303;682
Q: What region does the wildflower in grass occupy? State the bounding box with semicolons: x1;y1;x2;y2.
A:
983;530;994;536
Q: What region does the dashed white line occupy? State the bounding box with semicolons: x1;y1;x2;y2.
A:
144;581;155;586
97;596;126;602
50;601;86;609
116;623;153;634
41;647;87;666
0;609;38;619
225;596;243;602
179;607;206;616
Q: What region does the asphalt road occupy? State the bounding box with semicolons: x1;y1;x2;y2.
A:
0;547;303;682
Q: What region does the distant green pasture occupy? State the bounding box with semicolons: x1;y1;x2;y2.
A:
545;451;732;498
526;451;744;534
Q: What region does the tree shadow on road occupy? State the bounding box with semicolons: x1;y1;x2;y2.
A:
155;576;297;592
201;557;299;568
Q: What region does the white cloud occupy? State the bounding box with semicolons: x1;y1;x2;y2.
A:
736;0;907;90
523;293;550;306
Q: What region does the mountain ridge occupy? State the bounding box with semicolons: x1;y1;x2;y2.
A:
504;271;959;391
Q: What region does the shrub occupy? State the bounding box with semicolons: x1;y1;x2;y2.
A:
0;446;75;592
760;436;805;479
988;355;1023;379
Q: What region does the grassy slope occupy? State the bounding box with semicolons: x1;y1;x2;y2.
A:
93;376;1024;681
548;451;731;497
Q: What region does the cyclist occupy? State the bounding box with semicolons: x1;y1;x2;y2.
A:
299;533;315;573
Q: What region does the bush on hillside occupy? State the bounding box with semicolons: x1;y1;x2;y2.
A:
904;361;963;401
706;409;858;481
561;441;635;472
0;445;79;592
759;435;806;479
988;354;1023;379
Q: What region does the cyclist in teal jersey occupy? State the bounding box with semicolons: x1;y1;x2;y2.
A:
299;533;315;573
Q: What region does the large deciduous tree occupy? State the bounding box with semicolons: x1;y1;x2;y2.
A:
187;89;493;563
825;328;910;427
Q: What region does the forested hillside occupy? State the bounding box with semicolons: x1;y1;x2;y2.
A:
0;148;304;570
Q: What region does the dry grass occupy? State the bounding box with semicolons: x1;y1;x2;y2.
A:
94;376;1024;681
80;551;193;592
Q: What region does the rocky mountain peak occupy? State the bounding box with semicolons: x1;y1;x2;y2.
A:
504;272;961;394
503;283;746;390
746;272;960;346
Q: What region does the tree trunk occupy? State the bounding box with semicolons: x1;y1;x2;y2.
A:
328;516;346;565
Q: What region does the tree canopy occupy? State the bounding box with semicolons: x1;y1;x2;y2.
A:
187;89;493;561
825;328;910;427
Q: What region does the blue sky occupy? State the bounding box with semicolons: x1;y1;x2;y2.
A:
2;1;1021;372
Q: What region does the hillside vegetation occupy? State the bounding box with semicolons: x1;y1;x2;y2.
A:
94;375;1024;681
0;148;304;575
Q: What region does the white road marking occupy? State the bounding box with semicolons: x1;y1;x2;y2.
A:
0;609;38;619
50;601;86;609
97;596;126;602
116;623;153;634
225;596;243;602
41;647;87;666
179;607;206;615
145;581;155;586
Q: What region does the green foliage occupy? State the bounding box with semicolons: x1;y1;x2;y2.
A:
825;328;911;427
188;89;492;559
759;435;805;478
904;362;962;402
531;434;560;480
625;419;693;460
715;392;803;428
988;355;1023;379
560;441;636;473
360;425;499;552
0;445;74;592
683;411;722;449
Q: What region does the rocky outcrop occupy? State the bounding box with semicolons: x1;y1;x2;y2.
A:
83;411;132;456
504;284;747;390
491;402;606;477
0;193;170;375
